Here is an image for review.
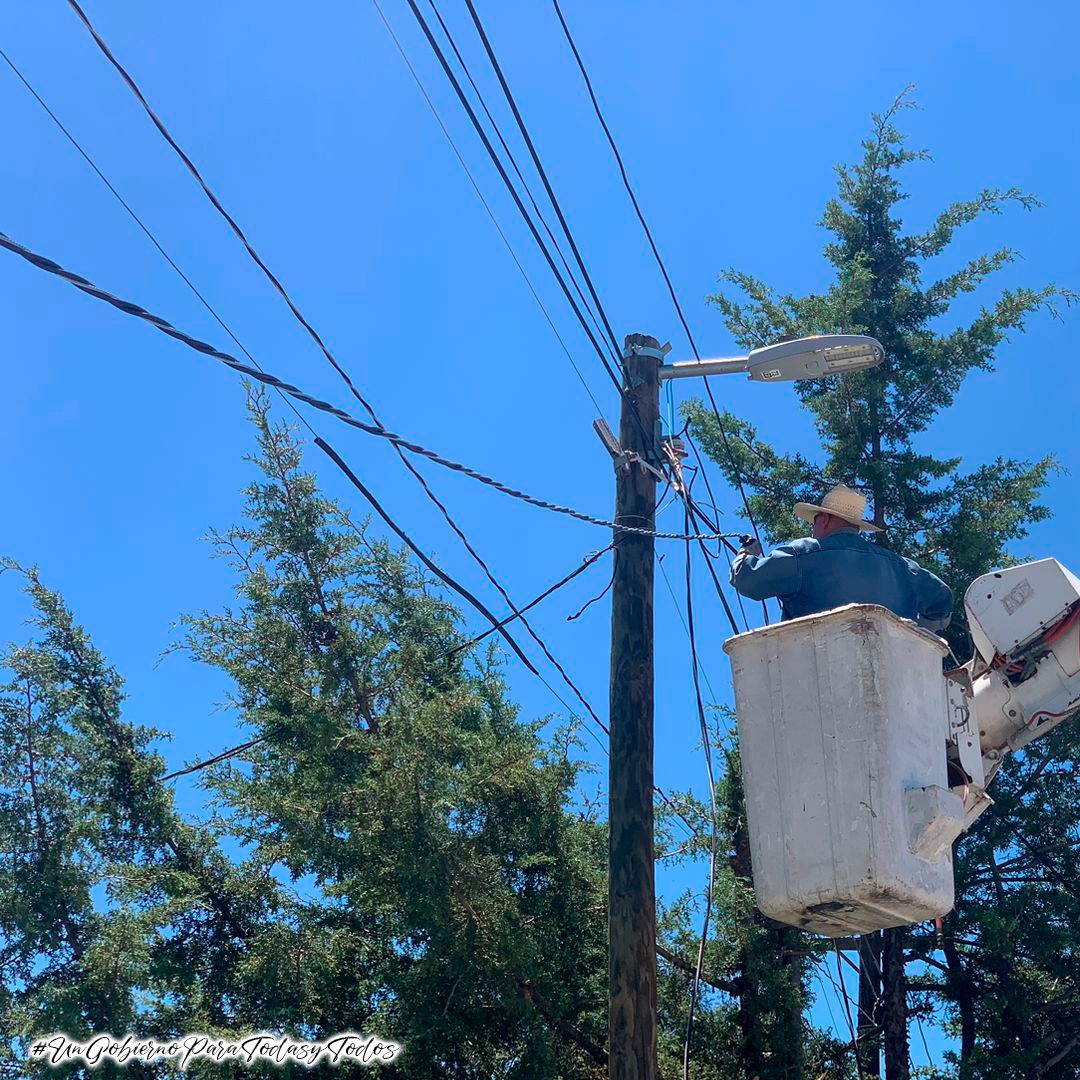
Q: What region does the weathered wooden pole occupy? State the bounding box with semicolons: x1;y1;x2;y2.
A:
608;333;662;1080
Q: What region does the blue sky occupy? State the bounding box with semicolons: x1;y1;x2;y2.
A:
2;0;1079;1067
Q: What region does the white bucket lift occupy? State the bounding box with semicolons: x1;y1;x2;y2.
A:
724;604;975;937
724;559;1080;937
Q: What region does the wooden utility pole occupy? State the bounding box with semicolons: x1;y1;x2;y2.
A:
608;333;662;1080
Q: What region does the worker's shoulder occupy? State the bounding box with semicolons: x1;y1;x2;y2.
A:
775;537;820;556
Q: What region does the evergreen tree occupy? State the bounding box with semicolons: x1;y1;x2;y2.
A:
174;390;613;1077
684;90;1076;1076
0;563;275;1080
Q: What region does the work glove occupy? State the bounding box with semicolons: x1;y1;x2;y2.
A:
739;535;763;558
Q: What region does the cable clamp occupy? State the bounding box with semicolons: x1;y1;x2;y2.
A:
622;341;672;362
614;449;666;483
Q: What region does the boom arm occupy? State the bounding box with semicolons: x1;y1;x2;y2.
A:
965;559;1080;786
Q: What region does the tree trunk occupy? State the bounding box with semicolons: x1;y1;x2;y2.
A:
942;931;976;1067
881;928;909;1080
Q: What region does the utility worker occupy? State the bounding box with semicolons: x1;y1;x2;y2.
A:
731;484;953;632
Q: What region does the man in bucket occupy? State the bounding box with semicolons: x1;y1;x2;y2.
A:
730;483;953;632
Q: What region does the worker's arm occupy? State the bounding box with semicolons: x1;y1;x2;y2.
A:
908;560;953;633
730;542;804;601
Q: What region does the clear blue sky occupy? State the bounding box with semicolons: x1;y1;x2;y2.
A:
2;0;1078;1066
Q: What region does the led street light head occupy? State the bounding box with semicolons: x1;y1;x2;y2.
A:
746;334;884;382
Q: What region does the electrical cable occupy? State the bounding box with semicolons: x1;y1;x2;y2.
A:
30;11;707;852
53;4;714;858
395;0;623;393
446;543;613;654
680;502;719;1080
551;0;769;562
684;433;770;626
369;0;606;416
834;942;868;1080
0;228;735;542
316;436;542;674
421;0;615;370
58;0;639;733
0;47;622;763
461;0;622;361
655;554;720;708
0;45;322;443
665;453;744;637
322;437;614;728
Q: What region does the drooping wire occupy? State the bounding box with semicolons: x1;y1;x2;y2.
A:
0;45;320;441
33;10;704;863
160;533;612;779
834;942;868;1080
390;0;656;459
0;228;733;542
684;433;769;626
319;437;611;725
655;554;719;705
665;450;744;637
460;0;622;362
58;0;642;729
447;544;614;654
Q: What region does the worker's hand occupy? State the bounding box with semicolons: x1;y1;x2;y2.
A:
739;536;763;558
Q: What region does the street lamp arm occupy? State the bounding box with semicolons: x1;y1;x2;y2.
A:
659;355;749;381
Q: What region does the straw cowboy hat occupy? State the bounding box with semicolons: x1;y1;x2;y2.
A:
793;483;882;533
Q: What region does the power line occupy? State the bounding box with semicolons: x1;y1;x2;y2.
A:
397;0;624;394
319;436;610;728
420;0;615;372
37;5;710;860
405;0;660;461
62;0;385;423
0;44;320;442
52;2;717;868
834;943;868;1080
680;502;721;1080
551;0;768;552
369;0;607;417
0;43;618;757
447;543;614;655
0;228;735;542
655;553;720;704
461;0;622;362
59;0;682;536
58;0;636;730
160;540;612;783
550;0;685;364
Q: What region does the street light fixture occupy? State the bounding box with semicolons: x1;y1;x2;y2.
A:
658;334;885;383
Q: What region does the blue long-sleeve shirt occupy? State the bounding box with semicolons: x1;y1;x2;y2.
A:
730;529;953;631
